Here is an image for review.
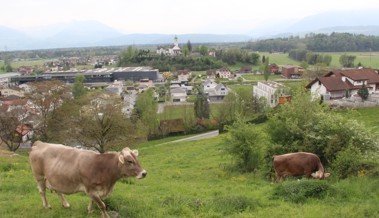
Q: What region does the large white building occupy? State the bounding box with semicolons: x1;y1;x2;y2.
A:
156;36;181;56
253;81;286;107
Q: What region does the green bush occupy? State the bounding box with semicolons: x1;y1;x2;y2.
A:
272;180;333;203
222;117;266;173
330;145;379;179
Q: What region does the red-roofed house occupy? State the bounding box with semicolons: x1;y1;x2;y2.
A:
282;66;303;79
306;68;379;99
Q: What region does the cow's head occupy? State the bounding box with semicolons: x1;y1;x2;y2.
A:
311;171;331;179
118;147;147;179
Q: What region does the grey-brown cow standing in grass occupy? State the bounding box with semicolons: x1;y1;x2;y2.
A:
29;141;147;218
273;152;330;182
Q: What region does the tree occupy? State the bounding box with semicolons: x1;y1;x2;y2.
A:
186;40;192;52
263;57;271;81
133;88;159;139
194;91;210;119
72;75;87;99
72;93;132;153
0;107;30;151
27;80;70;141
199;45;209;56
339;54;356;67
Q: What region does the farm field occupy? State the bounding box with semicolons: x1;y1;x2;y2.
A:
1;125;378;218
259;51;379;69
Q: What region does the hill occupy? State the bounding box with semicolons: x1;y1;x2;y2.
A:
1;130;378;217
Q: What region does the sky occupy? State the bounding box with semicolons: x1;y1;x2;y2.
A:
2;0;379;34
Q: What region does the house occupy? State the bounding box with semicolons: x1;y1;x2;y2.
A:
177;70;191;82
15;124;34;142
202;79;229;101
306;68;379;100
17;66;34;74
253;81;287;107
137;79;154;93
105;80;124;96
216;67;232;79
269;64;280;74
170;87;187;102
156;36;182;56
239;66;252;74
282;66;303;79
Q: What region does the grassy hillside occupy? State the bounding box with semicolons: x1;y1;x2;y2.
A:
1;130;378;218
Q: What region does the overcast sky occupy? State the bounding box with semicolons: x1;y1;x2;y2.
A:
2;0;379;34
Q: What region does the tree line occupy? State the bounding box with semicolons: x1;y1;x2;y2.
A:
245;32;379;52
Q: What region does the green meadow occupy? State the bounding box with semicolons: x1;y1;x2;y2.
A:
259;51;379;69
1;107;378;218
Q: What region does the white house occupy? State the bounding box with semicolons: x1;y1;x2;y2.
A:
202;79;229;101
171;87;187;102
253;81;286;107
306;68;379;100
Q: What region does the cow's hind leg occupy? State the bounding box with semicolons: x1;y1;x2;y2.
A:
90;195;109;218
36;179;51;209
57;192;70;208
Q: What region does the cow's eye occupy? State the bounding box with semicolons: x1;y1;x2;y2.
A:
127;160;134;164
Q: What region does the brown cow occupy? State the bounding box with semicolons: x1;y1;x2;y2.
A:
29;141;147;218
273;152;330;182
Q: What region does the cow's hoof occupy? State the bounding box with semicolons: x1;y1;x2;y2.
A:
44;205;52;209
63;203;70;208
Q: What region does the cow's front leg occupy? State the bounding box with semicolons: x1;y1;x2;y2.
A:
57;192;70;208
87;199;94;213
90;195;109;218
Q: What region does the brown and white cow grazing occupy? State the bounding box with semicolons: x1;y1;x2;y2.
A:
273;152;330;182
29;141;147;218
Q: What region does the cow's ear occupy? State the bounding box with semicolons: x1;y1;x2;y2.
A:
132;149;139;157
118;154;125;164
324;173;331;178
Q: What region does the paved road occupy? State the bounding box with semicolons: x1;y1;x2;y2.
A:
169;130;219;143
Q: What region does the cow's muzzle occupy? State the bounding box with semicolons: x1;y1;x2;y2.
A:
137;170;147;179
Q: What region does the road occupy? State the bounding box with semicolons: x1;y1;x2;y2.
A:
169;130;219;143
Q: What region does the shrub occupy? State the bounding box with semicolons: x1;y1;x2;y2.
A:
271;180;333;203
357;86;369;101
222;117;266;173
331;145;363;179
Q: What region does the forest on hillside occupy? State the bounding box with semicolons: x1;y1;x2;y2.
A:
244;32;379;52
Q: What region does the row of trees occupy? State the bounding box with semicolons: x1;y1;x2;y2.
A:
288;49;332;66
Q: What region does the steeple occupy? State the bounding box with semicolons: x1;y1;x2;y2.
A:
174;35;178;47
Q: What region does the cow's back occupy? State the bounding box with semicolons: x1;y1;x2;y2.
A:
273;152;320;178
29;141;98;194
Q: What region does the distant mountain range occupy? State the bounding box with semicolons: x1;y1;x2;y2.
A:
1;9;379;51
